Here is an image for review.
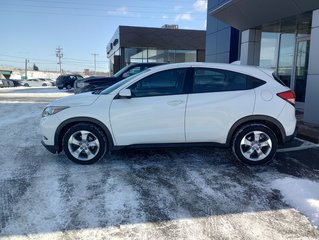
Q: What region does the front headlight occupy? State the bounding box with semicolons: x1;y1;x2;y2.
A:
42;106;69;117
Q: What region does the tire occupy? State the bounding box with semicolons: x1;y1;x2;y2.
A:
42;83;47;87
232;124;278;165
57;86;63;90
66;84;72;90
24;83;29;87
62;123;107;164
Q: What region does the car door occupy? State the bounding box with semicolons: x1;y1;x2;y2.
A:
185;68;256;144
110;68;188;146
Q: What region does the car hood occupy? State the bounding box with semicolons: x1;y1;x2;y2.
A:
50;92;99;107
84;76;118;83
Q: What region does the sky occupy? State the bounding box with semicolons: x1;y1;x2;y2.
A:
0;0;207;73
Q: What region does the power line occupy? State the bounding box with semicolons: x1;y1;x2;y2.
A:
0;10;204;20
0;53;107;62
5;3;199;15
0;5;206;21
2;3;204;16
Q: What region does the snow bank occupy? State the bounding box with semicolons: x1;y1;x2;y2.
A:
271;177;319;228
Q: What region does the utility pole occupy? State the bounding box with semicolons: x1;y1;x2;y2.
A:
92;53;98;75
24;59;29;79
56;46;63;74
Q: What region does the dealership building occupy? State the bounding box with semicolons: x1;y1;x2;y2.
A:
107;25;205;74
206;0;319;124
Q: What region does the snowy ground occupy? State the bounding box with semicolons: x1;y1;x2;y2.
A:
0;88;319;239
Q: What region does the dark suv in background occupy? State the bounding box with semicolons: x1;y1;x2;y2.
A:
74;63;164;94
56;74;83;90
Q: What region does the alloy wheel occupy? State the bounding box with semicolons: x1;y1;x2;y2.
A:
239;130;272;161
68;130;100;161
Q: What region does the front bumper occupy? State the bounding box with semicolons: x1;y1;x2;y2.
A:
41;140;58;154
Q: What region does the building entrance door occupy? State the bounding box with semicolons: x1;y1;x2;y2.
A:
292;37;310;104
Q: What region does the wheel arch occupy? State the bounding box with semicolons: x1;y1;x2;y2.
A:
227;115;286;145
55;117;114;153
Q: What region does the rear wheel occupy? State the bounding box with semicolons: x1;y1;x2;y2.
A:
42;83;47;87
57;86;63;90
232;124;278;165
66;84;72;90
24;83;29;87
62;123;107;164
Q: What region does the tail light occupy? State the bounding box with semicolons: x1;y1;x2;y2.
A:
277;90;296;106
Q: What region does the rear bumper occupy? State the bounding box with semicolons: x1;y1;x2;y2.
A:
282;126;298;143
41;140;58;154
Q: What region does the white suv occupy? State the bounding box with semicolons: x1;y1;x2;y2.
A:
40;63;296;165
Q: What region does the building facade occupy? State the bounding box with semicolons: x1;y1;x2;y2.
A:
107;26;205;74
206;0;319;124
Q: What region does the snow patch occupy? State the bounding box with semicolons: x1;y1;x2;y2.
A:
271;177;319;228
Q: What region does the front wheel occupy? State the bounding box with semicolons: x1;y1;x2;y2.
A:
232;124;278;165
62;123;107;164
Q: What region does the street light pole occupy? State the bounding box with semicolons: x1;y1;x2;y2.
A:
92;53;98;75
56;46;63;74
25;59;29;79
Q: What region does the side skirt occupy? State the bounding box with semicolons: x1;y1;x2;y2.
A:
113;142;229;151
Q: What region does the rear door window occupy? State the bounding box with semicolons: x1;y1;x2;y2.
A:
192;68;265;93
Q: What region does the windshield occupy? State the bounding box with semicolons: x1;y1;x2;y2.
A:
101;69;149;95
113;65;131;78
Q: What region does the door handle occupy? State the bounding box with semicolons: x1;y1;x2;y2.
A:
167;100;184;106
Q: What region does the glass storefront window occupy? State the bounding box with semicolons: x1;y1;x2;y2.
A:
259;32;279;69
175;50;196;62
124;48;197;65
258;11;312;102
124;48;147;64
294;39;310;102
277;33;295;86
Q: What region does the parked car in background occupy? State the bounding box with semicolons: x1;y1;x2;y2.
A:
74;63;164;94
49;79;56;86
40;62;296;165
38;78;56;86
56;74;83;90
0;79;4;88
10;79;24;87
0;79;24;88
23;78;53;87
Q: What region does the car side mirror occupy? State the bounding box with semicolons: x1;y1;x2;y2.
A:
118;89;132;99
